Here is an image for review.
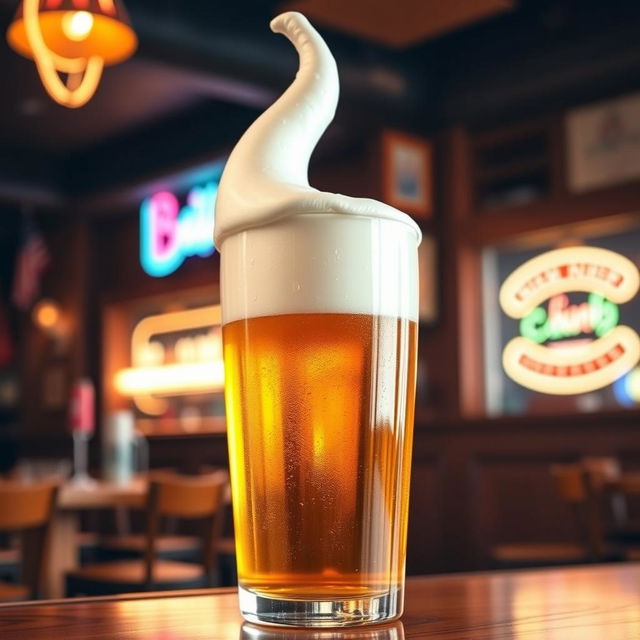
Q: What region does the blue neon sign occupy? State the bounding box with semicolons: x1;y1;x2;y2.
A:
140;181;217;278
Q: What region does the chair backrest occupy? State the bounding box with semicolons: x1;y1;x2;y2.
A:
550;463;604;558
143;471;228;587
0;482;58;599
582;457;621;487
550;464;588;503
582;456;628;527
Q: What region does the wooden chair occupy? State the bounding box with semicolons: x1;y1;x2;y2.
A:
95;533;203;562
95;471;233;569
0;482;58;602
95;470;231;565
582;456;640;552
491;464;606;568
66;471;227;596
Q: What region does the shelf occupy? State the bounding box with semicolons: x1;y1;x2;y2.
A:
475;153;549;184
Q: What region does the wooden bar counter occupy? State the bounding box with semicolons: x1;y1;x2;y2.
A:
2;564;640;638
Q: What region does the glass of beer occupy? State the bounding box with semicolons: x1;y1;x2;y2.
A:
221;211;421;626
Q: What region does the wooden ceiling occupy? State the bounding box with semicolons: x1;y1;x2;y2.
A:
0;0;639;214
282;0;514;48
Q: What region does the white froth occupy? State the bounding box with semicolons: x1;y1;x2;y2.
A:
215;12;421;324
221;214;418;324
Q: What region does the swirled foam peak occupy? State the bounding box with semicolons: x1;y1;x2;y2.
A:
216;11;422;324
214;11;421;246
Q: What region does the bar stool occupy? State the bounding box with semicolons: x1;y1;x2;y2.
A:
66;471;227;596
96;470;231;560
0;481;58;602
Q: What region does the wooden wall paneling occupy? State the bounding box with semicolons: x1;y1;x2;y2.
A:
20;220;91;444
431;128;465;417
443;127;485;417
310;139;378;202
466;183;640;247
469;453;583;567
93;214;220;302
409;412;640;574
617;451;640;470
407;448;444;575
438;439;477;572
613;448;640;522
147;434;229;475
410;132;450;417
101;301;131;416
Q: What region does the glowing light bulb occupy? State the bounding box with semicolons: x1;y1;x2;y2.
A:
33;299;60;331
62;11;94;42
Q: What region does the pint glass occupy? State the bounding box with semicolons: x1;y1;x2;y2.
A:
221;211;420;627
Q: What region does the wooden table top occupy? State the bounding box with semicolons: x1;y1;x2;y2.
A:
57;477;147;510
2;563;640;638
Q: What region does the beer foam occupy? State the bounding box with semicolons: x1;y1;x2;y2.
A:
221;214;418;324
215;12;421;324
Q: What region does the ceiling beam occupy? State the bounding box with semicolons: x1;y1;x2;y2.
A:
127;3;429;116
0;147;65;209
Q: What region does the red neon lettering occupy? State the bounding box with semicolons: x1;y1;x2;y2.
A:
517;343;625;377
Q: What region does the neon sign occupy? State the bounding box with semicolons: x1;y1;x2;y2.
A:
520;293;619;343
500;247;640;395
114;305;224;415
140;182;217;278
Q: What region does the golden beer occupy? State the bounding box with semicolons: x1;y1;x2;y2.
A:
223;312;417;600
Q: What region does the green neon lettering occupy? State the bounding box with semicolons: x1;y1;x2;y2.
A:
520;294;619;342
520;306;548;343
590;293;619;337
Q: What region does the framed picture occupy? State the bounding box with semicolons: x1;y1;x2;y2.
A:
382;131;433;218
566;92;640;193
418;234;438;325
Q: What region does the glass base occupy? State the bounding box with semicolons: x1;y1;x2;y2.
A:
239;586;402;627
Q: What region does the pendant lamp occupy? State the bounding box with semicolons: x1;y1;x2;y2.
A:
7;0;137;108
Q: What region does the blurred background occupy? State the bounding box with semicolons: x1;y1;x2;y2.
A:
1;0;640;602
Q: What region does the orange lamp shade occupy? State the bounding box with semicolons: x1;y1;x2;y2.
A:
7;0;137;66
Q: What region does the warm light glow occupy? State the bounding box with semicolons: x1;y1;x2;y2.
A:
500;246;640;395
500;246;639;319
32;298;61;330
115;361;225;396
21;0;103;107
61;11;94;41
503;326;640;395
116;305;223;415
7;0;137;108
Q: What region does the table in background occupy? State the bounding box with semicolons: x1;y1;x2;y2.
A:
49;478;147;599
3;564;640;638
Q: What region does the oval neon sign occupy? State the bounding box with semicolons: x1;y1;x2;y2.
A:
499;247;640;395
